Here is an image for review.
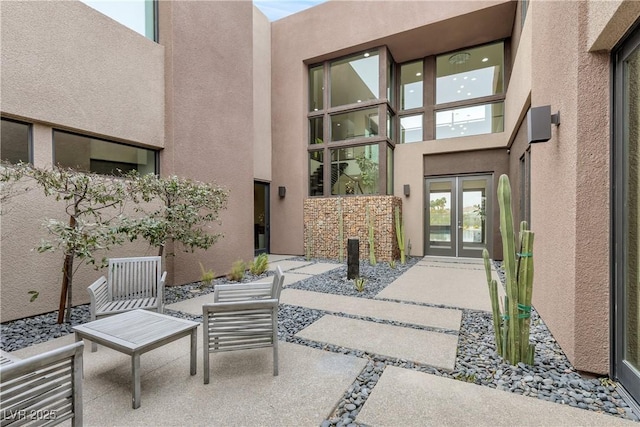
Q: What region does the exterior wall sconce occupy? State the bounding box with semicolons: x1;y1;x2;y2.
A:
278;186;286;198
403;184;410;197
527;105;560;144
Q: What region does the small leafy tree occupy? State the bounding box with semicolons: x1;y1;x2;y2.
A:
1;162;128;323
123;173;229;257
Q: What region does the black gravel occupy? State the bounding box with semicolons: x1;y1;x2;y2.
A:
1;256;638;424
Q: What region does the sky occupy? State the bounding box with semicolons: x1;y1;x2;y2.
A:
253;0;327;21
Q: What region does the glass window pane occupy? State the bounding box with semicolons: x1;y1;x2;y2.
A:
387;110;393;140
309;65;324;111
81;0;156;41
401;61;423;110
330;144;379;195
400;114;423;143
387;55;394;104
330;51;379;107
331;108;379;141
54;130;156;175
429;181;452;244
435;102;504;139
310;117;323;144
1;119;30;164
436;42;504;104
309;151;324;196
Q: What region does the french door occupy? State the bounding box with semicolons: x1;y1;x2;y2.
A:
424;175;492;258
613;23;640;407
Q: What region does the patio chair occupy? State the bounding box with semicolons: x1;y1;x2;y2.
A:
0;342;84;427
87;256;166;351
202;266;285;384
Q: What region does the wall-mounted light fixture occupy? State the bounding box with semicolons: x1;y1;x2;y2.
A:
527;105;560;144
403;184;411;197
278;186;286;198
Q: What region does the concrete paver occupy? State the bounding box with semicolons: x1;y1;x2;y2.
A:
265;254;298;262
376;262;504;311
267;259;313;272
13;332;366;426
295;315;458;370
356;366;637;426
283;272;313;287
281;288;462;331
290;262;342;275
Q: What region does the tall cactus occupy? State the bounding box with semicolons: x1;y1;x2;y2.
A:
395;206;406;264
366;205;376;266
337;198;344;262
483;174;535;365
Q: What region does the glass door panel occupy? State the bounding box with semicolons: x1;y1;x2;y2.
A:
614;26;640;405
458;176;491;258
425;178;455;256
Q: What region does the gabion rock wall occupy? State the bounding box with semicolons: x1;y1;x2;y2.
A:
303;196;402;262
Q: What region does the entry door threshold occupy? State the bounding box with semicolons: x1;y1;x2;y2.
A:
617;384;640;418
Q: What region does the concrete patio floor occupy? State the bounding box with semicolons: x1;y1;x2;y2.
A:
6;254;638;426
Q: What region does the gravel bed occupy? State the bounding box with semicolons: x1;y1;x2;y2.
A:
1;257;638;424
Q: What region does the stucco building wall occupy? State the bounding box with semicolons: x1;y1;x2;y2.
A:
160;1;256;285
0;1;165;322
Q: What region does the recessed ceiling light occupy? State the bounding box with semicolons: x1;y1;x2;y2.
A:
461;132;465;135
482;57;489;62
453;77;457;81
459;125;463;128
314;108;318;111
457;90;461;93
460;85;464;89
463;76;468;80
357;100;362;103
416;72;422;77
409;89;414;93
337;123;341;126
364;52;370;58
471;77;476;81
467;92;471;96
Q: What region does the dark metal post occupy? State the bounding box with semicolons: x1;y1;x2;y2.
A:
347;238;359;280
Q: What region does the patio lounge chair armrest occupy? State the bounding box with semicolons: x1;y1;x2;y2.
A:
158;270;167;312
88;276;109;320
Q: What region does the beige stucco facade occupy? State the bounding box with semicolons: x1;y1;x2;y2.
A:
1;0;639;385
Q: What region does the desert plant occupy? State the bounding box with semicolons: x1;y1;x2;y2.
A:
337;198;344;262
123;173;228;257
388;259;397;269
305;231;313;261
394;206;406;264
227;260;246;281
354;276;366;292
366;205;376;266
199;262;215;289
482;174;535;365
250;253;269;275
1;163;129;323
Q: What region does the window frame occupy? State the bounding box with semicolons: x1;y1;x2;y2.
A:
1;117;33;164
52;128;159;176
307;47;394;197
395;39;509;142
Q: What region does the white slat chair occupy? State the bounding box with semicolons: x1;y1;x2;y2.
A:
0;342;84;427
202;266;285;384
87;256;166;351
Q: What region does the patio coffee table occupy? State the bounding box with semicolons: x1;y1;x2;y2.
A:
73;309;199;409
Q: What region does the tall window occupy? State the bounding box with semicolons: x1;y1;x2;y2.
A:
308;48;394;196
394;41;506;142
81;0;157;41
1;118;31;164
435;41;505;139
54;130;157;175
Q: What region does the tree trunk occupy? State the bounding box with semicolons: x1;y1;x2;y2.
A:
57;215;76;324
157;244;164;257
57;252;74;324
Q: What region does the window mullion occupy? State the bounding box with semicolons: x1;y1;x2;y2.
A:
424;56;436;141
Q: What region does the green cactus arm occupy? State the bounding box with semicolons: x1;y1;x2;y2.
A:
497;174;520;363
